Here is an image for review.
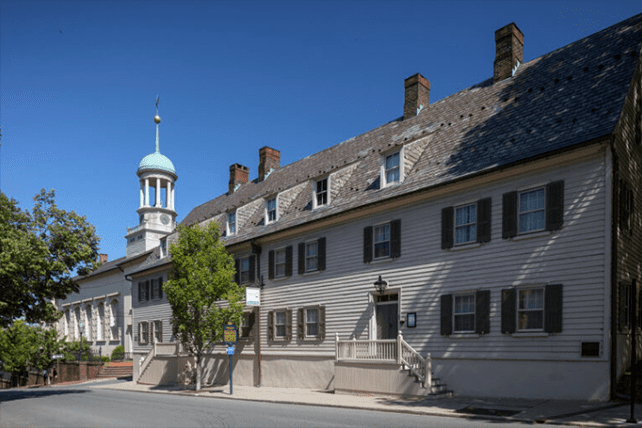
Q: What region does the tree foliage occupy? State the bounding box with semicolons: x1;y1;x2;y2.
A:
164;222;244;391
0;189;100;327
0;320;66;378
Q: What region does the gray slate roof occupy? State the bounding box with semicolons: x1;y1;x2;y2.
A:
182;13;642;245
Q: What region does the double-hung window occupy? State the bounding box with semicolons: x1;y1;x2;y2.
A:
239;257;250;284
305;241;318;272
519;188;545;233
275;311;286;338
454;294;476;332
160;238;167;258
228;211;237;235
268;308;292;341
139;322;149;345
455;204;477;244
384;152;400;186
517;288;544;331
267;197;277;223
305;308;318;337
374;224;390;259
275;249;286;278
315;178;328;208
153;320;163;343
297;306;326;340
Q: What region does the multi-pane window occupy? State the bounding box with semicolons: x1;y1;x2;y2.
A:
160;238;167;258
519;188;545;233
454;294;475;332
518;288;544;330
139;322;148;344
374;224;390;259
316;178;328;207
239;257;250;284
305;308;318;337
139;281;149;302
275;311;286;338
228;211;237;235
267;198;277;223
151;277;163;300
384;152;400;185
455;204;477;244
153;320;162;343
275;249;286;278
306;241;318;272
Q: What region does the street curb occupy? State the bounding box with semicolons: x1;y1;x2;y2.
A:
91;384;620;427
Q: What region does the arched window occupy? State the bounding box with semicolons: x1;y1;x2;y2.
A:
64;309;70;339
85;304;92;341
96;302;104;341
109;299;119;340
74;307;81;341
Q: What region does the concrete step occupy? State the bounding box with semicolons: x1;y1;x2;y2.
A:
98;366;133;378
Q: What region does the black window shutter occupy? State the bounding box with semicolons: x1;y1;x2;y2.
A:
286;309;292;341
268;251;274;280
390;219;401;259
441;207;454;249
298;308;305;340
545;284;563;333
234;260;240;284
502;192;518;239
150;279;156;299
546;181;564;231
477;198;492;243
158;277;163;299
145;280;150;302
475;290;491;334
501;289;516;334
318;306;326;339
298;243;305;275
318;238;326;271
249;255;255;283
440;294;453;336
138;283;142;302
285;246;293;277
267;310;274;341
363;226;373;263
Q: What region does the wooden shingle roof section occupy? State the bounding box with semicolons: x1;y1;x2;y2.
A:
181;13;642;245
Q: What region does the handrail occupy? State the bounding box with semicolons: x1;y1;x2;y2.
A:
399;336;430;388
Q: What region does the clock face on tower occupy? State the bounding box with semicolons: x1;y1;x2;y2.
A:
161;215;170;225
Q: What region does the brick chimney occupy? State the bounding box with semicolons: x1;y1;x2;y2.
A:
229;163;249;194
258;147;280;182
99;254;108;263
404;73;430;120
494;23;524;83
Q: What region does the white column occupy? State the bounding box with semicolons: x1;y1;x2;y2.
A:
156;178;161;207
144;178;150;207
166;180;171;209
139;181;144;208
171;183;175;210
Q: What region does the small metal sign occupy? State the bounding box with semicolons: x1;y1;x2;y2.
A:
223;322;238;345
52;354;65;360
246;287;260;306
227;346;235;355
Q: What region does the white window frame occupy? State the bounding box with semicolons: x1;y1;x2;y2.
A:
305;240;319;272
517;287;545;331
274;248;286;278
518;187;546;234
373;223;391;259
304;307;319;338
274;310;287;339
152;320;162;343
453;293;476;333
455;203;477;245
228;211;237;235
266;196;278;224
381;148;404;187
139;322;149;345
84;304;92;341
239;257;250;284
160;238;167;258
313;177;329;209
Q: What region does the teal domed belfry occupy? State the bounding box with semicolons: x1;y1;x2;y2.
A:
126;103;178;257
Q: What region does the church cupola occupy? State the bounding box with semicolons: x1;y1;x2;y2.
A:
126;99;178;257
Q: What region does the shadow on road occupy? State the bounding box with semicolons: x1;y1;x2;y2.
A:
0;387;91;403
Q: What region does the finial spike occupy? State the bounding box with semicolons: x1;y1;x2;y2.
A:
154;95;161;153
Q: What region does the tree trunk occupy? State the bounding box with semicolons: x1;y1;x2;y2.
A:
195;353;201;391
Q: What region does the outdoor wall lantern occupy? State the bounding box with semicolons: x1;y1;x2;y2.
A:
373;275;388;294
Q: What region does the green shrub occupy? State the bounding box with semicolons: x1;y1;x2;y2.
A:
100;356;110;363
110;345;124;361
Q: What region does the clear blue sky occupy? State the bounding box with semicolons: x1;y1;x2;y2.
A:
1;1;640;260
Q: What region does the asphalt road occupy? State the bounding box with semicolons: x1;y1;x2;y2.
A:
0;381;534;428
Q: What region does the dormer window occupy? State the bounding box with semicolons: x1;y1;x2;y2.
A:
228;211;237;235
382;149;404;187
314;177;329;209
266;197;277;223
160;238;167;258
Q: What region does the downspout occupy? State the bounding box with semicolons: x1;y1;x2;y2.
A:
610;141;619;400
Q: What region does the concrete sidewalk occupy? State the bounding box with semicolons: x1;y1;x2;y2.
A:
87;379;642;427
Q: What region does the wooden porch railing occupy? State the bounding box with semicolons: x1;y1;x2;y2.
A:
335;331;430;387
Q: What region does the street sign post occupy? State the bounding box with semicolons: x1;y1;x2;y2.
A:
224;322;238;394
52;354;64;360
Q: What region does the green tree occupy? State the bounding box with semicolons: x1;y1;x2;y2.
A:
0;321;65;385
164;222;244;391
0;189;100;327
